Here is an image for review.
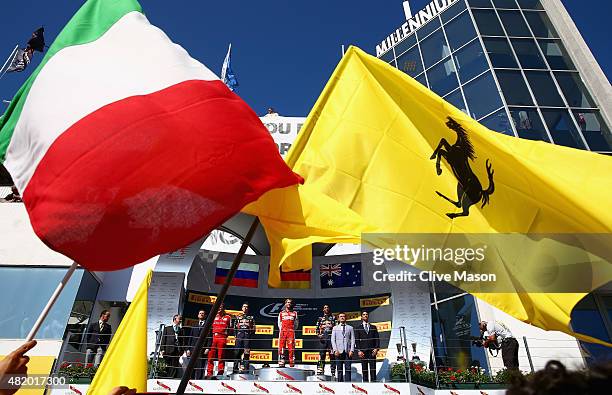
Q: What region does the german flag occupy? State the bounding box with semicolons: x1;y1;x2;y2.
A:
271;269;311;289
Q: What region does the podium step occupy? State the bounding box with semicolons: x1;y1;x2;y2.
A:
256;367;315;381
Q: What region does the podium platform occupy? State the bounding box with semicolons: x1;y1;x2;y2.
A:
53;380;509;395
307;373;335;381
256;366;314;381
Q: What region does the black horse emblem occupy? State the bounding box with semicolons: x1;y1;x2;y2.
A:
430;117;494;219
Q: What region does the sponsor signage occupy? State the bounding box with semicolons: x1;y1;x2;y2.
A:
272;338;303;348
188;293;217;305
250;351;273;361
360;296;390;308
376;0;458;56
256;324;275;335
56;381;439;395
302;325;317;335
302;352;323;362
375;321;392;332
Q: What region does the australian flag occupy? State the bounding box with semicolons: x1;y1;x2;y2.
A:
320;262;362;289
220;43;238;91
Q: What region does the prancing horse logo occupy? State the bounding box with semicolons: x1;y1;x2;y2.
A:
430;117;494;219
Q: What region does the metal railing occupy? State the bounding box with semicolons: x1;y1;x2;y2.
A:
52;325;584;386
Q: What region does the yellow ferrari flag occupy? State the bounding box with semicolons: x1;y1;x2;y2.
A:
88;270;152;394
244;46;612;344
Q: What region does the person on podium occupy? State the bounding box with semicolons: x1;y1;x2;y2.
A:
354;311;380;382
331;313;355;382
278;298;299;367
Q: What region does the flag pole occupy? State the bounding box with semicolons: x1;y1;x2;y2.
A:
176;217;260;395
26;261;79;341
0;45;19;80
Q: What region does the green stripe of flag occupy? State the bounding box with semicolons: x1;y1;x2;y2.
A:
0;0;142;162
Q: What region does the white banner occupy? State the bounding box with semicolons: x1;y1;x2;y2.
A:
147;271;185;355
259;115;306;157
384;261;432;365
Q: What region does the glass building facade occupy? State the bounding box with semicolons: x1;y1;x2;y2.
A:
378;0;612;367
377;0;611;153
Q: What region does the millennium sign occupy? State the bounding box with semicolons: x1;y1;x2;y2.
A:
376;0;458;57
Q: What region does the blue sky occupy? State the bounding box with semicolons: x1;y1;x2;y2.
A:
0;1;609;117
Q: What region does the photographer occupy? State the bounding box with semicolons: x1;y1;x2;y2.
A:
478;320;519;370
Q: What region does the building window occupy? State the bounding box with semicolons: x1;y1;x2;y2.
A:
541;109;586;149
509;107;550;141
492;0;519;8
444;11;477;52
417;17;442;40
443;88;469;114
463;71;503;119
483;37;518;68
427;57;459;96
472;9;505;36
517;0;543;10
467;0;493;8
415;73;428;87
524;11;559;38
454;40;488;83
510;38;547;69
498;10;531;37
397;45;424;77
431;293;489;371
379;49;395;64
64;271;101;349
571;294;612;366
394;35;418;58
496;70;534;105
441;0;468;23
572;110;612;152
421;29;451;68
554;72;596;108
524;71;565;107
479;108;514;135
537;39;575;70
0;267;84;339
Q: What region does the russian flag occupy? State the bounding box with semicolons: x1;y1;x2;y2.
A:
215;260;259;288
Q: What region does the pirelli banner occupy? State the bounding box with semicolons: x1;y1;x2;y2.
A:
183;290;393;365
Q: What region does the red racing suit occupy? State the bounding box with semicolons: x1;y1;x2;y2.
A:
207;313;232;376
277;310;299;365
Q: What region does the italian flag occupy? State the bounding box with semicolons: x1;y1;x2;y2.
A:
0;0;301;270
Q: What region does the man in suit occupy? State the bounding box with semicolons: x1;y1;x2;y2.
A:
187;310;210;379
330;312;355;382
354;311;380;382
160;314;186;378
85;310;112;367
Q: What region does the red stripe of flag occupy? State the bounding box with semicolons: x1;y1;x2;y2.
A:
280;271;311;281
215;276;258;288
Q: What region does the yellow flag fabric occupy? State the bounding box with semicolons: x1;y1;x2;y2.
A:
88;270;152;394
243;46;612;345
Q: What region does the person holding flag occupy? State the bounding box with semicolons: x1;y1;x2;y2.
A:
0;0;302;391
